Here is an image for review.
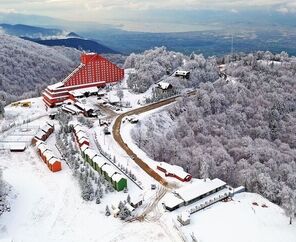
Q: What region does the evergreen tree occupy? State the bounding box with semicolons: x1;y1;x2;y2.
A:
105;205;111;216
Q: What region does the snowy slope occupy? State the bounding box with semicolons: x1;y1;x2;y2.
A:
178;192;296;242
0;94;295;242
0;148;175;242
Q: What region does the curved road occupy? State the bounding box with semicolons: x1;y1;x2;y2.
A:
112;92;196;187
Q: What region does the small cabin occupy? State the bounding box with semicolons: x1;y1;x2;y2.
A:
9;143;26;152
78;137;90;147
48;157;62;172
32;130;47;145
177;212;191;226
130;195;143;208
157;81;172;91
174;70;190;79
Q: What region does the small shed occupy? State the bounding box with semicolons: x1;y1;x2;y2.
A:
48;157;62;172
125;203;135;213
157;81;172;90
177;212;191;226
130;195;143;208
157;162;192;182
175;70;190;79
9;143;26;152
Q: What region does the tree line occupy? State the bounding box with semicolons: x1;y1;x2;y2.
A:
132;51;296;223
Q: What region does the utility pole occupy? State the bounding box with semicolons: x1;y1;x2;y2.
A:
231;34;234;60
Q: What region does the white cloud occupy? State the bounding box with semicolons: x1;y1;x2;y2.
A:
2;0;296;11
0;8;17;13
277;2;296;13
1;0;296;24
230;9;239;13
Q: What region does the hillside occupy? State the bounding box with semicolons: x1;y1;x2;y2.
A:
130;51;296;219
0;97;295;242
0;23;119;54
0;34;81;103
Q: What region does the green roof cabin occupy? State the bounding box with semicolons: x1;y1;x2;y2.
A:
112;173;127;192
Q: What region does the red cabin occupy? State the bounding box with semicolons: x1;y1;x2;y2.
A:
157;162;192;182
48;157;62;172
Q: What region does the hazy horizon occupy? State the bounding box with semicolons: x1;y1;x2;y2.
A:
1;1;296;32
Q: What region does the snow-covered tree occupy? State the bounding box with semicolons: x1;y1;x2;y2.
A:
281;186;296;224
119;206;131;220
105;205;111;216
130;51;296;212
117;90;124;107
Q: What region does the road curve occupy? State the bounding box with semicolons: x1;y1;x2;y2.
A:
112;96;182;187
112;91;197;187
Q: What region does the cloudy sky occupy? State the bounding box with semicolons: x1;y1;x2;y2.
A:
0;0;296;31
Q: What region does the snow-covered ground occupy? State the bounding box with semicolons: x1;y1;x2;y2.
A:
118;104;296;242
0;97;47;133
0;145;177;242
178;192;296;242
107;69;154;109
0;81;295;242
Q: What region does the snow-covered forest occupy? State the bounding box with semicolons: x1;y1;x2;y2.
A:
0;34;81;104
132;51;296;219
124;47;219;94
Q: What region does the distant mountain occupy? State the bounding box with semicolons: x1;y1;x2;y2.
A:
0;23;64;38
0;34;81;103
22;37;119;54
67;32;81;38
0;23;119;54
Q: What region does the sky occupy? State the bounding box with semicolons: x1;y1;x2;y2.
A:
0;0;296;31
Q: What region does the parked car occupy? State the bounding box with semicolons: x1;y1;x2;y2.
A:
151;184;156;190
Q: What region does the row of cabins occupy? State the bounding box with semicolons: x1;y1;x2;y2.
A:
32;121;54;145
157;162;192;182
71;123;127;192
35;141;62;172
73;124;90;147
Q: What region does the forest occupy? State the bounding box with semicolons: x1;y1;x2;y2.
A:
0;33;81;105
131;50;296;221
